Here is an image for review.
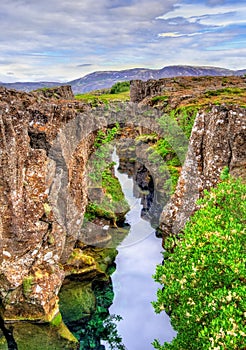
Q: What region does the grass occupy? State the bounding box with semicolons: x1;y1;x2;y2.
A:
204;87;245;97
182;87;246;109
75;90;130;105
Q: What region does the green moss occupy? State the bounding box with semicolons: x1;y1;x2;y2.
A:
169;105;199;139
86;126;129;224
151;95;169;105
136;133;158;144
205;87;245;97
43;203;51;216
59;281;96;323
50;312;62;327
75;90;130;104
22;276;34;297
12;322;78;350
0;331;7;350
85;202;117;222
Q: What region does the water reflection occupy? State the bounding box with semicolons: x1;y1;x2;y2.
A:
104;148;176;350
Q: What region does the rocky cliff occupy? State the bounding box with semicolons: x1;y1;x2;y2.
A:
0;78;245;347
0;85;164;325
130;75;246;107
159;105;246;236
130;76;246;236
0;85;94;323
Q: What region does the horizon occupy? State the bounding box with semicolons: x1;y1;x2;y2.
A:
1;63;245;85
0;0;245;83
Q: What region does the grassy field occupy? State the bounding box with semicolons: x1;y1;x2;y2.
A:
75;89;130;105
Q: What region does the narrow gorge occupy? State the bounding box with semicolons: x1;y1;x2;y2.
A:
0;76;245;349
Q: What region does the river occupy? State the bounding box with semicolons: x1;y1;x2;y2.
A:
103;148;176;350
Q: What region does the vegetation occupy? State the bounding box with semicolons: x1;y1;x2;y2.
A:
22;276;34;297
151;95;169;105
71;282;125;350
169;106;199;139
50;313;63;327
85;123;129;225
93;124;120;148
205;87;245;97
110;81;130;94
152;174;246;350
75;84;130;106
146;112;191;194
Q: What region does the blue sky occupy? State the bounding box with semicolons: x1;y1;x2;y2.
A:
0;0;245;82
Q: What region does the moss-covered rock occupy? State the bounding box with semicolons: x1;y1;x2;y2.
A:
59;280;96;324
0;330;7;350
10;321;78;350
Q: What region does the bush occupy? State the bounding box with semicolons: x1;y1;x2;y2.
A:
110;81;130;94
152;176;246;350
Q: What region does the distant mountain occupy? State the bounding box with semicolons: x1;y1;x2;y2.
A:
1;65;245;94
0;81;62;92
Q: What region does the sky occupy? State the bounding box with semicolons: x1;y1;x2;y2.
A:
0;0;245;83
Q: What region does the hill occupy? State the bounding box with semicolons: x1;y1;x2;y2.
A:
0;65;245;94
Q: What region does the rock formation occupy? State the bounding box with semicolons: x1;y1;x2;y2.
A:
0;78;245;347
0;85;164;325
159;105;246;236
0;85;93;322
130;76;246;105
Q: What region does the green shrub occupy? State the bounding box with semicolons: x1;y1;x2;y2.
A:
169;106;198;139
94;123;120;148
110;81;130;94
153;176;246;350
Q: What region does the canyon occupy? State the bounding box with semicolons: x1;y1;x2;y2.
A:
0;76;245;348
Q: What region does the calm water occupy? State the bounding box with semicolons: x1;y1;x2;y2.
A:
104;149;176;350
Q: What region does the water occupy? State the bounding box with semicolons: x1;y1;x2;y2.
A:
104;149;176;350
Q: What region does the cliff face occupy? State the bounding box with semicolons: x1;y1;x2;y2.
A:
0;78;245;327
130;76;246;108
130;76;246;236
159;105;246;236
0;86;164;323
0;86;95;321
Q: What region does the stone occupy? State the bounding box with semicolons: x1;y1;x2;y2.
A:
0;80;245;326
159;105;246;236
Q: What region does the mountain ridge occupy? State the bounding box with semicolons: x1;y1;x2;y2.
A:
1;65;245;94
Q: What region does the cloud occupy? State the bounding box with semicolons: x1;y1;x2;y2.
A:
157;2;246;27
77;64;93;67
0;0;245;82
158;30;213;38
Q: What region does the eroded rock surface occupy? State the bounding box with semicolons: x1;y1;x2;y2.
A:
0;85;93;322
0;86;165;324
130;75;246;107
0;81;245;334
159;105;246;236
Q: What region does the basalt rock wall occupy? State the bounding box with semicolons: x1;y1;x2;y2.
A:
159;105;246;236
0;86;96;321
130;76;246;104
0;86;165;322
0;82;245;325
